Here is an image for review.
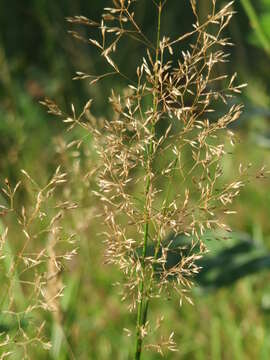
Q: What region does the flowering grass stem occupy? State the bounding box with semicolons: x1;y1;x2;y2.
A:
134;3;162;359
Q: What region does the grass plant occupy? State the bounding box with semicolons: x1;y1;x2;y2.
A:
0;169;78;359
43;1;260;358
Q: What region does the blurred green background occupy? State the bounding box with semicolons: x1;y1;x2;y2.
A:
1;0;270;359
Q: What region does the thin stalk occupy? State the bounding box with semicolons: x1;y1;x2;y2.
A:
0;220;26;312
240;0;270;55
134;3;162;360
141;157;178;331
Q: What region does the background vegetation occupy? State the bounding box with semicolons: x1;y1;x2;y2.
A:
1;1;270;359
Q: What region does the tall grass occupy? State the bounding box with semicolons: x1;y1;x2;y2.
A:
42;0;259;358
0;169;78;359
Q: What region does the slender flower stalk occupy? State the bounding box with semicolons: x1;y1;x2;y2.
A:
134;3;162;359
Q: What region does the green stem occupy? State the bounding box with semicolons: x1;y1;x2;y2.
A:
134;3;162;360
240;0;270;55
0;220;26;312
139;157;178;340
